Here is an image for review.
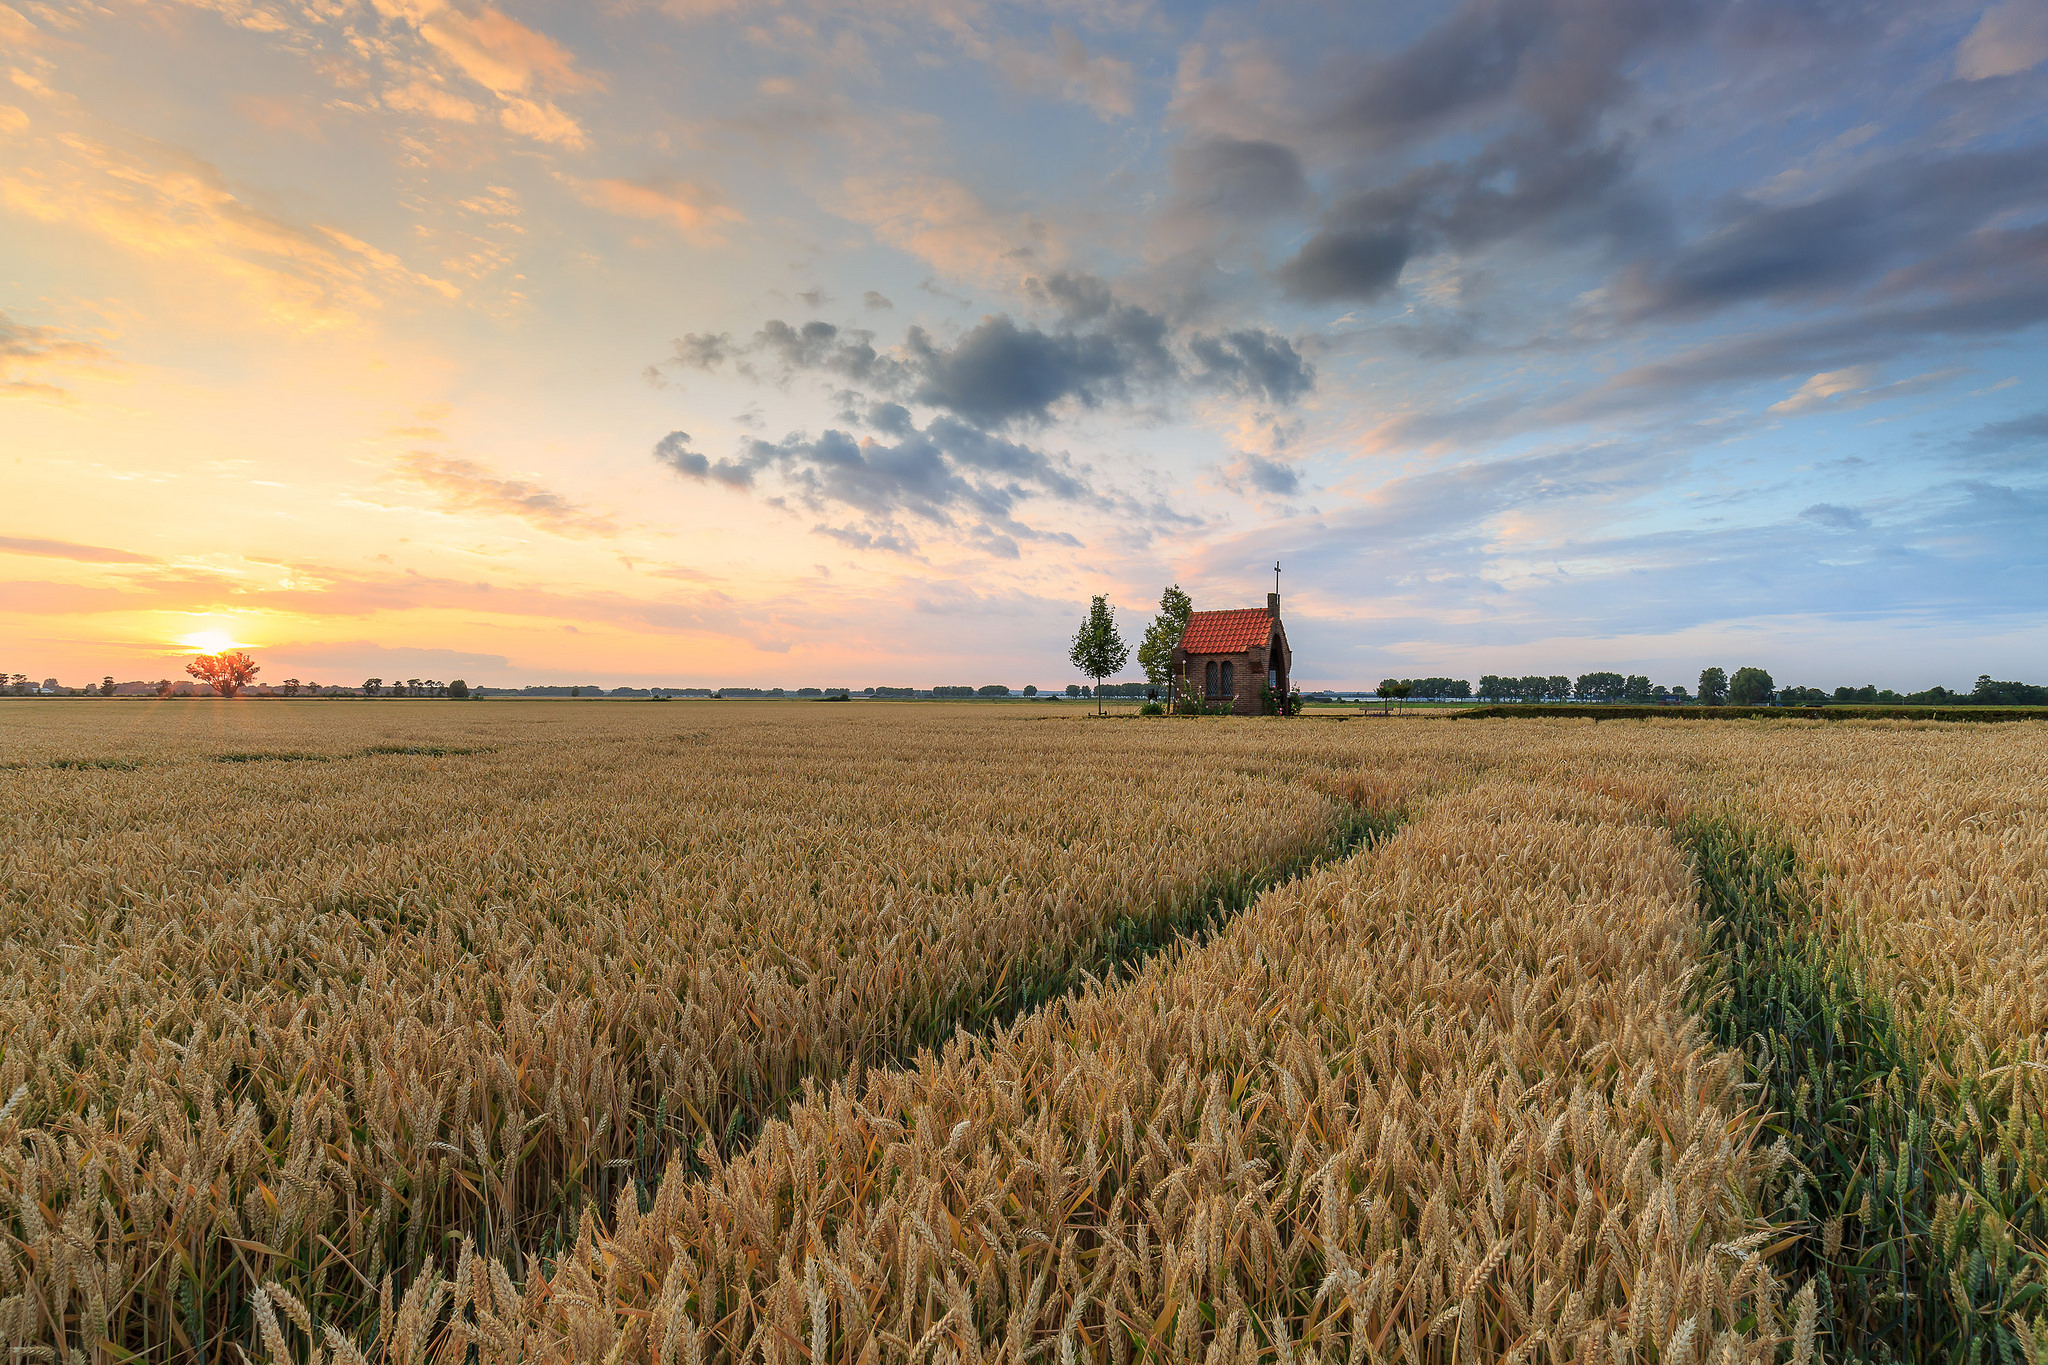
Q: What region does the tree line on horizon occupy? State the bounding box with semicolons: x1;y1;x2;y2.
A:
12;630;2048;708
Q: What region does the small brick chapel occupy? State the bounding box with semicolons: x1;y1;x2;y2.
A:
1171;587;1292;715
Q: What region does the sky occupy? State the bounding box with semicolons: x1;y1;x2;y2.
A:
3;0;2045;691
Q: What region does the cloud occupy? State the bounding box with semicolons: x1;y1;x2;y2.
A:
1222;453;1302;496
397;453;619;536
380;79;482;123
1617;145;2048;321
1278;226;1413;302
498;97;587;148
906;309;1174;426
1188;329;1315;402
1955;0;2048;79
0;135;457;329
1799;502;1869;532
410;6;597;98
653;431;756;487
996;28;1136;118
574;175;743;245
1276;134;1638;304
1169;136;1308;220
664;278;1313;435
654;414;1095;552
1956;410;2048;470
0;310;114;399
834;170;1058;288
863;290;893;310
1768;366;1876;415
1324;0;1702;147
1767;366;1960;416
0;534;158;564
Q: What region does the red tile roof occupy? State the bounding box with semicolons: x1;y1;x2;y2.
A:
1179;607;1274;654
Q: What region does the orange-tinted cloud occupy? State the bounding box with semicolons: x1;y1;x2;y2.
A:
0;134;458;329
574;175;742;244
415;7;597;97
834;170;1059;286
0;310;114;399
397;452;620;537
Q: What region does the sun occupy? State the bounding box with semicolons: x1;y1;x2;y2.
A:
180;629;241;654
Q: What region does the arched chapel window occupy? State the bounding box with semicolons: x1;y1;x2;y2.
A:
1205;661;1218;697
1220;661;1234;697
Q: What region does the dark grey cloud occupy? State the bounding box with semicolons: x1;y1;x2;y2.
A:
1959;410;2048;460
653;431;754;488
666;332;734;371
1278;130;1645;302
863;290;894;310
1189;329;1316;401
753;320;896;385
905;310;1174;426
649;272;1319;551
654;414;1094;553
662;276;1313;432
1170;137;1309;219
1618;146;2048;320
1235;453;1303;496
1327;0;1705;147
1279;225;1414;302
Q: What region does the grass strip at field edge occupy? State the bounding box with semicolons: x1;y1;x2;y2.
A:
1679;812;2048;1364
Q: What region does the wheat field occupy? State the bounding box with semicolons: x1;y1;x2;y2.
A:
2;704;2044;1362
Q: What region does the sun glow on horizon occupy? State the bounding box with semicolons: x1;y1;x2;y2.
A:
179;629;244;655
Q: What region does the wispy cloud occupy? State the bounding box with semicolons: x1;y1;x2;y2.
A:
0;534;158;564
0;311;114;399
571;175;744;245
397;454;619;538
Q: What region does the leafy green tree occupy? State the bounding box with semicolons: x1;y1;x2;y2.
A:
1575;671;1626;702
363;678;382;696
976;684;1010;697
1065;684;1081;697
448;679;470;699
1137;584;1194;688
1545;675;1570;703
1068;595;1131;715
1623;674;1653;703
281;678;302;696
1023;685;1037;696
100;676;115;697
1376;679;1412;715
1698;666;1728;706
1729;666;1775;705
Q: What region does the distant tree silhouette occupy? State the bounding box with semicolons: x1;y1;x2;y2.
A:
186;651;259;697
